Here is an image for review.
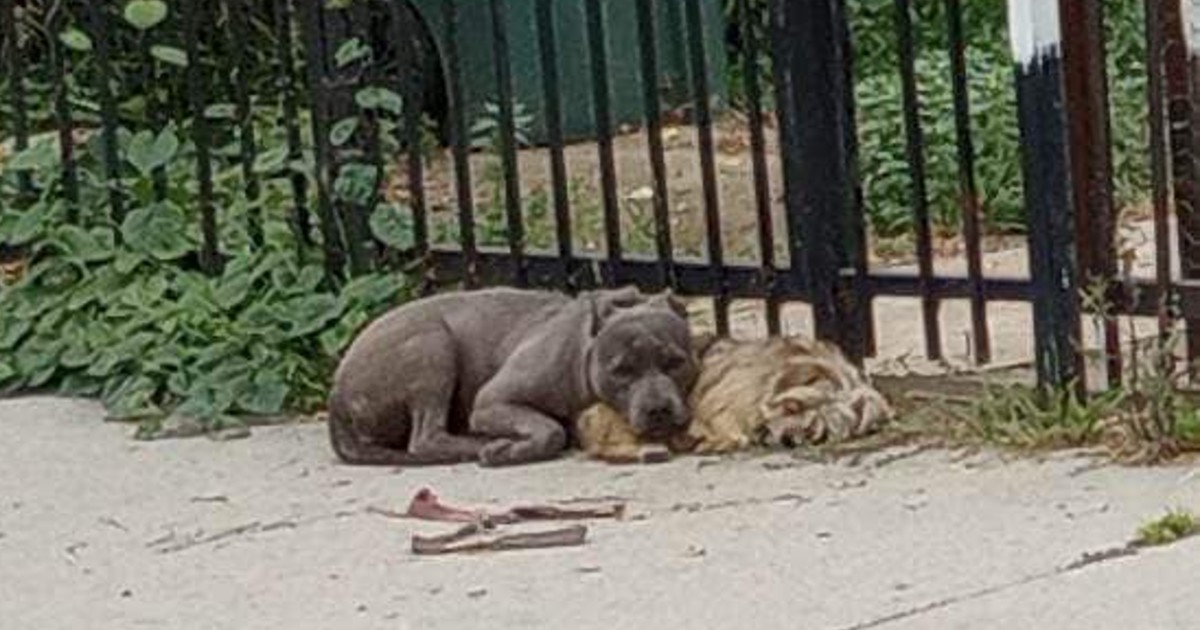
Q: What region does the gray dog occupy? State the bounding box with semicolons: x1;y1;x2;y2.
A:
328;286;697;467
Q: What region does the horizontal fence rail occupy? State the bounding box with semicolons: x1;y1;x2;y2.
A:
0;0;1195;394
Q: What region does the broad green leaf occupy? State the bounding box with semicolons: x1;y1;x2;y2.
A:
59;374;102;397
294;265;325;294
150;45;188;67
355;87;404;115
332;163;378;206
14;337;63;379
7;139;60;171
237;372;289;415
123;0;168;30
167;370;190;397
253;146;289;174
214;271;254;310
60;338;96;369
173;388;220;422
54;225;113;263
59;28;93;52
104;375;161;420
204;103;237;119
0;319;32;351
121;203;193;261
278;294;343;338
335;37;370;68
27;364;58;388
329;117;359;147
126;128;179;176
0;361;18;384
114;252;146;274
368;203;414;249
10;207;50;244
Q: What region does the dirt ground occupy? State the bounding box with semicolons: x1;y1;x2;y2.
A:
4;396;1200;630
395;115;1028;266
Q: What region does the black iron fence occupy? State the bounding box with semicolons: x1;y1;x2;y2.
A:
1;0;1198;393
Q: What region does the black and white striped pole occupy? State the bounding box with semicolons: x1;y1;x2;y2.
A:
1007;0;1084;393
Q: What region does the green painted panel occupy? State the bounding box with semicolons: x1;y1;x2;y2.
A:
408;0;729;144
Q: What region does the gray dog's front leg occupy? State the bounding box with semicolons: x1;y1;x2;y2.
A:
471;404;567;467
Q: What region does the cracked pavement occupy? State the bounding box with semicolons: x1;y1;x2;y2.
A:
3;396;1200;629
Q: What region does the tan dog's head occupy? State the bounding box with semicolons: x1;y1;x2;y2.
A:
753;339;894;447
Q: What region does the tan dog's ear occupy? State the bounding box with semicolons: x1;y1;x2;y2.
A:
691;332;720;358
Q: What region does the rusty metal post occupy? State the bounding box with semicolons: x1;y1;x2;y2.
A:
1059;0;1120;387
1163;0;1200;372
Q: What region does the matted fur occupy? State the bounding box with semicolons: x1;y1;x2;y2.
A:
576;336;894;461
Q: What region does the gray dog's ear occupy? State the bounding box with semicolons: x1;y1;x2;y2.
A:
646;289;688;320
587;286;646;335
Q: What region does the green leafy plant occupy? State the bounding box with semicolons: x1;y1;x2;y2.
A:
0;104;408;437
1136;509;1200;547
957;382;1124;450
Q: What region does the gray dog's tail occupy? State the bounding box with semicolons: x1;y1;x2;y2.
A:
327;392;453;466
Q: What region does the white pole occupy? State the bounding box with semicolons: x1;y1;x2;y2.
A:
1006;0;1062;67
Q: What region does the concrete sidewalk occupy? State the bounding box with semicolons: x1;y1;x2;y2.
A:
2;396;1199;630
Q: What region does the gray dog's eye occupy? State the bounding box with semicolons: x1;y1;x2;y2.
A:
663;355;685;372
612;363;637;379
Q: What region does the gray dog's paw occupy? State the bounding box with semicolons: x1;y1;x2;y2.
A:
478;439;517;467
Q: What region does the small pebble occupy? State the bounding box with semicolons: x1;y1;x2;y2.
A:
467;588;488;599
684;544;707;558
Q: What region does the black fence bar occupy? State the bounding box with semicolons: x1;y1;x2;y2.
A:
488;0;527;286
272;0;313;248
183;0;220;273
50;4;79;212
86;1;125;225
1;0;31;198
1160;0;1200;371
136;20;169;201
1060;0;1120;385
895;0;941;361
584;0;623;285
428;248;1059;304
836;0;873;361
1008;3;1083;392
945;0;990;365
1144;0;1174;341
391;3;429;275
534;0;575;291
634;0;677;290
772;0;858;354
770;0;807;329
684;0;728;335
441;0;479;287
297;0;348;280
738;0;780;335
226;0;264;247
338;3;378;275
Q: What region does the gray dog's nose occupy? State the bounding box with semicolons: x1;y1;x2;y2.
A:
646;405;674;427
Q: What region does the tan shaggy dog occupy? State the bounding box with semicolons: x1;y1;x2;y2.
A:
575;335;894;463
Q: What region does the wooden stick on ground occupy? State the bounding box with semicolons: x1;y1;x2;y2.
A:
412;523;588;555
404;488;625;525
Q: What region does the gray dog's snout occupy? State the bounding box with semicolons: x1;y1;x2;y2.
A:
646;405;675;426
